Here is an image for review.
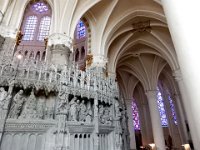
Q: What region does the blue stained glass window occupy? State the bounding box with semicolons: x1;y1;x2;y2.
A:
157;87;168;127
76;20;86;39
23;16;38;41
168;95;178;125
37;16;51;41
32;2;49;13
132;101;141;130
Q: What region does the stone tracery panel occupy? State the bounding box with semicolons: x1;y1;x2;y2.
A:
0;53;124;150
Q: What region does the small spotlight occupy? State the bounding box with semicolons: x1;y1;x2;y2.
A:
182;144;191;150
17;54;23;60
149;143;156;150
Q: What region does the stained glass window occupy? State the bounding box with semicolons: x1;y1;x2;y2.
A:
132;101;141;130
156;87;168;127
32;2;49;13
37;16;51;41
23;16;38;41
76;20;86;39
168;95;178;125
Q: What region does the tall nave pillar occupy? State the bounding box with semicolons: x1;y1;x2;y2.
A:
124;99;136;150
145;91;165;150
161;1;200;149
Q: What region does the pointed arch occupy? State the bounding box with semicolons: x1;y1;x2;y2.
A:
15;0;52;61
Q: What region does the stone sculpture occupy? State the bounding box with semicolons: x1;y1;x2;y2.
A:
0;87;8;110
37;99;45;119
20;90;37;119
101;108;112;125
45;106;54;120
114;98;122;127
69;97;78;121
8;90;24;119
0;42;122;150
85;103;93;123
99;104;104;120
79;100;87;122
57;91;69;115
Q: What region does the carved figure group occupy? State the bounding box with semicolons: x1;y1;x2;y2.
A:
20;90;37;119
99;104;112;125
56;95;93;122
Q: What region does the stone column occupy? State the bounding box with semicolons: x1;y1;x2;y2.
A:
125;99;136;150
145;91;165;150
140;103;154;145
90;55;107;68
54;114;66;150
172;93;188;144
93;92;99;150
0;26;17;65
173;69;199;149
161;1;200;148
137;104;147;145
162;90;181;148
87;55;108;75
48;33;73;66
0;0;10;15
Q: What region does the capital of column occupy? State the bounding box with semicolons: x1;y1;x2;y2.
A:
90;55;108;68
172;69;183;82
145;90;157;99
124;99;133;106
48;33;73;51
0;25;17;38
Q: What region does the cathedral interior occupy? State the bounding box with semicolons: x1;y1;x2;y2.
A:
0;0;199;150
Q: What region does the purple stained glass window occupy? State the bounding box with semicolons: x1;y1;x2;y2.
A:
168;95;178;125
37;16;51;41
76;20;86;39
157;87;168;127
132;101;141;130
32;2;49;13
23;16;38;41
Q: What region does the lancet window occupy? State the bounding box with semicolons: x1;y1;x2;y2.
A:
156;86;178;126
37;16;51;41
73;19;88;70
156;87;168;127
132;101;141;130
168;94;178;125
76;20;86;39
23;16;38;41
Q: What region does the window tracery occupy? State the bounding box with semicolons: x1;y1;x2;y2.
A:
132;101;141;130
156;87;168;127
15;1;52;61
74;19;88;70
22;2;51;42
156;86;178;126
23;16;38;41
37;16;51;41
168;93;178;125
76;20;86;39
32;2;49;13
